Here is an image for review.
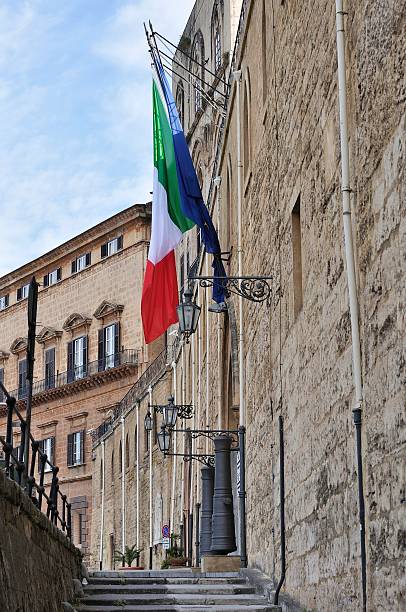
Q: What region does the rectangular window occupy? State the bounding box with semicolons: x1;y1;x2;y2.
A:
71;253;91;274
67;336;88;382
98;323;120;371
67;431;84;467
43;268;62;287
0;294;9;310
18;359;27;399
40;437;55;472
0;368;4;402
45;348;55;390
17;284;29;301
292;195;303;317
101;236;123;258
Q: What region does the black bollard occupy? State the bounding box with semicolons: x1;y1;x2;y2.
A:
200;465;215;556
211;435;237;554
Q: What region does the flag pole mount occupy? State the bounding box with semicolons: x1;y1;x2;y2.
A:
188;275;273;306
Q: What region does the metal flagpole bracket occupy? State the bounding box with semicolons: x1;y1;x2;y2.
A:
189;276;273;306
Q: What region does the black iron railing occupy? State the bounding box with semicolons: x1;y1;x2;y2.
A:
11;349;140;400
0;382;72;539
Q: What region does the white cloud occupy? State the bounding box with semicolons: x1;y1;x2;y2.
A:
0;0;194;278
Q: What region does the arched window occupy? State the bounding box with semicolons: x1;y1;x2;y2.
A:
212;2;223;72
100;459;103;492
111;450;114;483
134;425;138;462
261;0;267;103
243;75;251;177
119;440;122;473
190;31;205;115
125;433;130;469
176;82;185;128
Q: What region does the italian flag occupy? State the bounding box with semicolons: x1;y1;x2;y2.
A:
141;79;194;344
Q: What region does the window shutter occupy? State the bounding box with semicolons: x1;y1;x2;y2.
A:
98;329;104;371
117;235;123;251
67;341;74;383
4;294;8;308
17;288;22;301
39;439;44;455
45;348;55;389
71;260;77;274
114;323;120;366
43;275;49;288
80;430;85;464
85;252;91;266
101;243;108;258
67;434;73;467
57;267;62;281
82;336;88;377
51;436;55;464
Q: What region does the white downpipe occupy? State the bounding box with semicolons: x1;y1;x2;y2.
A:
98;439;105;569
148;387;153;554
170;361;177;533
233;70;245;427
121;415;126;554
197;286;202;498
335;0;363;406
180;344;186;524
214;176;223;429
136;402;140;549
205;257;210;454
189;332;196;515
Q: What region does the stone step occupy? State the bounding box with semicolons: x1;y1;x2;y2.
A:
79;593;273;606
76;606;276;612
89;570;240;579
83;583;255;595
87;576;247;585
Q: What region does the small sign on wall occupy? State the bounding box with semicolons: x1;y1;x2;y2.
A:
162;537;170;550
162;524;170;538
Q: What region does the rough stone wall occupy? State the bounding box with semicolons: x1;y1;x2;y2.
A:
0;468;82;612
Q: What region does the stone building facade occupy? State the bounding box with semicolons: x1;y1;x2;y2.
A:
0;203;159;560
91;1;404;611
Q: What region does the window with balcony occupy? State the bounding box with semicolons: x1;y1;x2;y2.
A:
101;236;123;259
71;253;91;274
67;336;88;383
67;430;84;467
40;436;55;472
17;284;29;301
98;323;120;371
18;359;27;399
45;348;56;390
0;294;9;310
43;267;62;287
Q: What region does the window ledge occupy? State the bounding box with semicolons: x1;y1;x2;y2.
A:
67;462;86;469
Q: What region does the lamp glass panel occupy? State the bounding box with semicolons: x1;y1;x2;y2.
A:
144;413;153;431
163;403;178;428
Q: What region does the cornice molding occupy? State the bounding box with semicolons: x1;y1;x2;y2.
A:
10;337;28;355
36;326;63;344
93;300;124;320
63;313;92;332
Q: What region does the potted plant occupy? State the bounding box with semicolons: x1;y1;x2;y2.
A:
114;545;143;569
165;533;189;568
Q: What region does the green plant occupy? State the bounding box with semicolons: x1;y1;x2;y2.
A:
114;545;143;567
161;559;170;569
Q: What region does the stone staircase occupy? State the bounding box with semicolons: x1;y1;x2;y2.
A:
76;569;280;611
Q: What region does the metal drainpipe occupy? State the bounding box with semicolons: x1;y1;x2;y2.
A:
136;402;140;550
335;3;366;610
121;415;126;561
99;439;105;570
233;69;245;429
170;361;177;533
148;386;153;570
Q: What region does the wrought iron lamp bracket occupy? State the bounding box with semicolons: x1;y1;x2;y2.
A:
175;428;239;448
189;276;273;306
164;452;215;468
148;403;194;420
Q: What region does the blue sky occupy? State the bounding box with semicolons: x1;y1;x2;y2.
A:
0;0;194;276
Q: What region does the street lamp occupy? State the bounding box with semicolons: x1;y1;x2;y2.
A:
177;289;200;342
157;425;171;453
163;396;178;428
144;411;153;432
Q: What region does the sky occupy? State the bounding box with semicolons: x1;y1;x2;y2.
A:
0;0;194;277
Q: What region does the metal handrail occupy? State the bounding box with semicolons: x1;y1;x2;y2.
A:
7;349;140;401
0;382;72;539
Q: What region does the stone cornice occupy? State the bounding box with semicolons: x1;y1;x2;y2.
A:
36;326;63;344
64;411;88;421
63;313;92;332
93;300;124;320
10;337;28;354
0;202;151;290
37;420;59;429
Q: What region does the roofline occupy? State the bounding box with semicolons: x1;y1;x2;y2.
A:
0;202;151;288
